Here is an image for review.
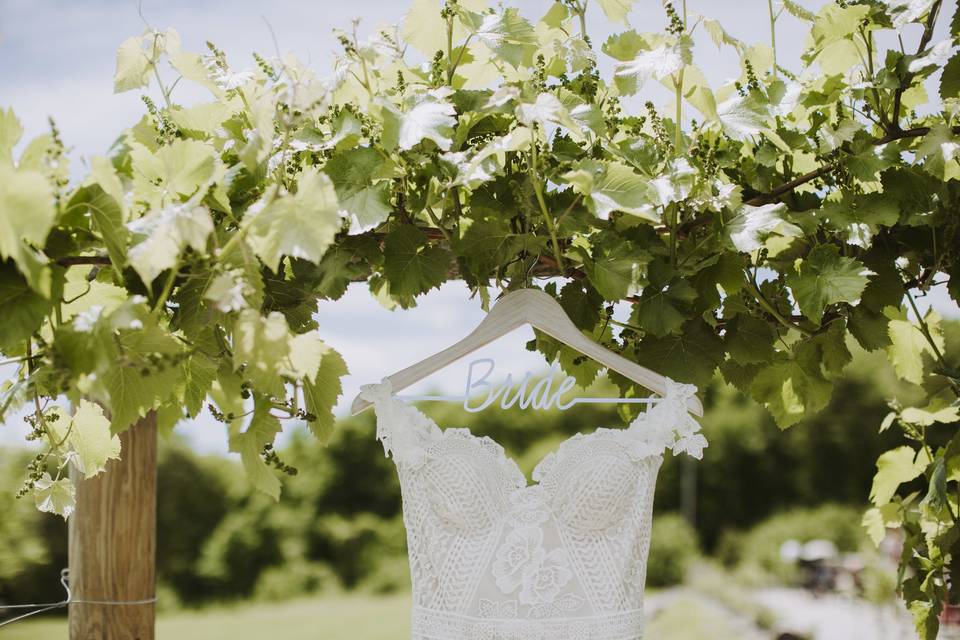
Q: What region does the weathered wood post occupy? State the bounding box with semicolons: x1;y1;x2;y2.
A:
68;412;157;640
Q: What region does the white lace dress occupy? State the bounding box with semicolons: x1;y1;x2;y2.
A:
358;378;707;640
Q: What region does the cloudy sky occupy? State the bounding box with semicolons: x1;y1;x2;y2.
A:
1;0;957;452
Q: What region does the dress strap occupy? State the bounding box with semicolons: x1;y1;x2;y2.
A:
358;378;441;467
627;378;707;459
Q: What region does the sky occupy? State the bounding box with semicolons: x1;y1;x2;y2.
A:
0;0;958;453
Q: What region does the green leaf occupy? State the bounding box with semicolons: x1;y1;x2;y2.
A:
726;203;802;252
48;400;122;478
68;184;127;272
941;52;960;101
870;446;928;506
632;261;696;337
340;184;393;234
786;245;872;324
472;8;537;68
725;314;778;364
128;202;214;285
581;237;648;300
245;168;343;273
819;193;900;247
456;220;536;283
237;309;325;387
634;319;724;388
781;0;815;22
561;159;658;221
302;345;349;443
383;226;452;300
862;502;903;546
798;318;852;376
0;262;52;351
750;345;833;428
916;123;960;181
33;473;76;519
380;97;457;152
130;139;220;203
114;35;154;93
0;165;55;288
884;306;944;385
0;106;23;166
229;395;282;500
613;42;689;94
920;456;948;511
401;0;449;56
182;353;218;418
596;0;635;24
810;4;870;46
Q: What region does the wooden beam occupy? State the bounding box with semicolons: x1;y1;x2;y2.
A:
68;412;157;640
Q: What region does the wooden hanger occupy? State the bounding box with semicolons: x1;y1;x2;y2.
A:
349;288;704;417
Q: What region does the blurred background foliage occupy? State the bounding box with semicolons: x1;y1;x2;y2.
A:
2;321;957;610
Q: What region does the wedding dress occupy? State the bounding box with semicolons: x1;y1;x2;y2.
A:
358;377;707;640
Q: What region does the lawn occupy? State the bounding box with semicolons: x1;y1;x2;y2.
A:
4;591;746;639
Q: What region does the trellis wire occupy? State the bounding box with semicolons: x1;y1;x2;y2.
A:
0;568;157;629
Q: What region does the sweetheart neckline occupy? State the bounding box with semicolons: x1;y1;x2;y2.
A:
358;376;707;488
380;391;672;490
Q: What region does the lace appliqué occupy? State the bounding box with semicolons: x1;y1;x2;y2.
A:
627;378;708;460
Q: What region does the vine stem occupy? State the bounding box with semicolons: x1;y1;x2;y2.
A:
745;274;812;338
904;287;959;393
152;265;179;317
767;0;777;79
577;1;588;40
530;128;565;273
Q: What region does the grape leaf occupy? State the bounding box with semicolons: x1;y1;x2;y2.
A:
725;314;778;364
940;52;960;101
786;245;872;324
916;123;960;181
33;473;76;519
245;168;343;273
596;0;635;24
0;106;22;166
302;345;349;443
341;184;393;235
750;351;832;428
0;165;56;288
229;395;282;500
634;319;724;388
114;35;154;93
884;306;944;385
69;184;127;272
870;445;929;506
581;238;648;300
0;263;52;351
632;262;696;337
127;202;214;285
726;203;803;252
48;400;122;478
472;9;537;68
561;159;658;221
614;43;688;94
383;226;452;300
383;98;457;151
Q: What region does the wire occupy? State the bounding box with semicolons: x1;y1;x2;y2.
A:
0;568;157;629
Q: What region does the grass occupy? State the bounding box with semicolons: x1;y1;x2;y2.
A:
2;594;410;640
4;591;746;639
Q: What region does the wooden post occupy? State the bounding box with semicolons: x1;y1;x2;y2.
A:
68;412;157;640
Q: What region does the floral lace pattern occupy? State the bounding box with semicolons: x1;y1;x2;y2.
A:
359;376;706;639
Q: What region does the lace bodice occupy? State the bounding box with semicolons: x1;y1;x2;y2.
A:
359;378;706;640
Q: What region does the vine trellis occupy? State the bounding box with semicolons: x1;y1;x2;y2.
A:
1;0;960;635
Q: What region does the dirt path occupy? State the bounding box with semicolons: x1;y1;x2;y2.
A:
753;588;917;640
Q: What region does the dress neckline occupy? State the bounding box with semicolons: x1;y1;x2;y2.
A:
358;376;706;490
